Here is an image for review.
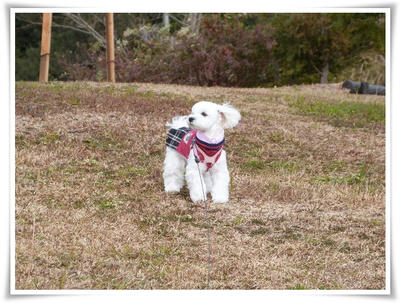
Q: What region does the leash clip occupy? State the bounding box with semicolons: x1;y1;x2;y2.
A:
192;137;201;163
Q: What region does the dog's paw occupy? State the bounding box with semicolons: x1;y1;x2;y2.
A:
190;192;206;203
212;197;228;203
211;189;229;203
164;184;182;193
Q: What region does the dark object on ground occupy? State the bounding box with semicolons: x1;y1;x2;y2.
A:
342;80;385;96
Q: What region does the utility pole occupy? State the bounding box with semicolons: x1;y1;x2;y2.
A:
39;13;52;82
106;13;115;82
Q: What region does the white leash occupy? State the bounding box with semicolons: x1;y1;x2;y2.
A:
194;142;211;289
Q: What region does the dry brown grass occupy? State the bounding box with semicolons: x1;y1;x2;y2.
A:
15;81;385;290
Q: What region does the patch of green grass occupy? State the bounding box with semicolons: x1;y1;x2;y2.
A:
68;96;81;106
24;172;37;182
103;85;119;95
117;164;148;177
139;247;172;268
339;242;352;254
233;217;244;225
306;237;319;245
156;224;171;237
268;160;299;172
369;219;384;227
58;271;68;289
162;213;194;223
15;135;29;148
250;227;269;237
119;246;139;260
63;166;78;174
79;157;99;168
322;160;347;173
56;250;79;269
40;132;60;145
245;147;263;157
179;215;194;223
251;218;266;225
283;229;302;240
289;284;309;290
100;168;116;180
268;132;284;143
139;217;157;229
122;86;137;97
330;226;346;234
321;237;337;248
110;280;132;290
289;96;385;128
94;198;115;210
265;182;280;191
42;197;61;209
139;217;172;237
137;91;154;99
312;165;368;185
83;135;121;151
46;82;90;93
243;159;267;170
73;199;85;209
244;159;299;173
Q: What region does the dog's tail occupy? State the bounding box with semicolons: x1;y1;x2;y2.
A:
165;115;189;129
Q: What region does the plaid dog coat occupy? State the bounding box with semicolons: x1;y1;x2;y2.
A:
166;127;225;170
166;127;195;159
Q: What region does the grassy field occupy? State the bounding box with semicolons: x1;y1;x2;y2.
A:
15;81;386;290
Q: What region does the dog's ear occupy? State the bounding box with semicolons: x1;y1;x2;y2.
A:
218;103;241;129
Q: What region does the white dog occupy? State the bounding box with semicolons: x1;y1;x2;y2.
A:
163;101;241;203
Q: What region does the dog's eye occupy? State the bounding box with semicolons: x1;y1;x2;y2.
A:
201;112;208;117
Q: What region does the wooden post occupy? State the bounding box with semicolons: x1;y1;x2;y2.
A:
39;13;52;82
106;13;115;82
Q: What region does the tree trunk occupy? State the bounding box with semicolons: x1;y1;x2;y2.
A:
320;62;329;83
163;13;170;26
187;13;202;35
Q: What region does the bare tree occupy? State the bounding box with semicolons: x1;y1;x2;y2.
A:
16;13;107;48
63;13;106;47
167;13;202;34
186;13;202;34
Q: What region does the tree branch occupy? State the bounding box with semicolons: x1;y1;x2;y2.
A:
63;13;106;46
16;14;106;48
310;60;322;75
169;14;187;26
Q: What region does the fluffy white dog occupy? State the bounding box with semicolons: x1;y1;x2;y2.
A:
163;101;241;203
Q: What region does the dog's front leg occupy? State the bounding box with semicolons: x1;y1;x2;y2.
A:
185;153;207;202
209;151;230;203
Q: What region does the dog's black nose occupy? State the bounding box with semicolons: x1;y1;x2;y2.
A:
189;117;195;123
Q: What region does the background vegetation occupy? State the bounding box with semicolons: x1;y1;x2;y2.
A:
15;13;385;87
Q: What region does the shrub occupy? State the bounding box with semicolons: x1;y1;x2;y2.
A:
58;14;277;87
163;14;277;87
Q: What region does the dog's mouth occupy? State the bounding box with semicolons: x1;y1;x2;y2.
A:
188;119;196;128
188;118;206;132
189;122;201;130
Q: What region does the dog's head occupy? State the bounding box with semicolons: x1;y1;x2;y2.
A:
188;101;241;132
